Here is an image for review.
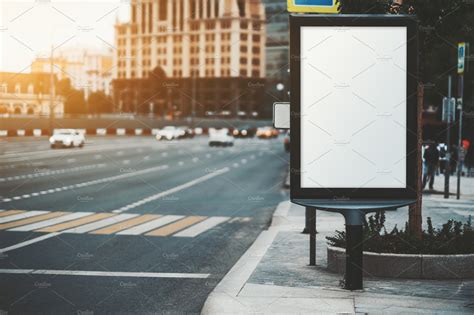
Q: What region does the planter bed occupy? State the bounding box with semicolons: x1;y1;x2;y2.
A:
327;246;474;279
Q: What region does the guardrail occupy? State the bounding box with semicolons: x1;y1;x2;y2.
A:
0;117;272;137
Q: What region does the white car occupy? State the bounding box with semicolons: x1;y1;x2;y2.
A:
156;126;179;141
209;128;234;147
49;129;85;148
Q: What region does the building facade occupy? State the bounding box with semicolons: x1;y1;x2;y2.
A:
262;0;289;109
0;72;64;116
31;49;113;99
113;0;266;118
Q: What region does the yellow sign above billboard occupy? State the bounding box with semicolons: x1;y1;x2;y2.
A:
287;0;340;14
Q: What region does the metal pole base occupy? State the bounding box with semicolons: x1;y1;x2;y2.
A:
343;210;365;291
309;207;316;266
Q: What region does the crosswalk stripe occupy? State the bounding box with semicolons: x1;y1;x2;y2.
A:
36;213;115;233
0;210;24;218
0;212;67;230
64;214;138;234
146;216;206;237
90;214;160;235
117;215;184;235
0;211;48;224
173;217;230;238
9;212;92;232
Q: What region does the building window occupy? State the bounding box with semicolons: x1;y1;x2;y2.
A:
237;0;245;17
15;83;21;94
28;84;34;94
221;21;231;29
159;0;167;20
0;84;7;93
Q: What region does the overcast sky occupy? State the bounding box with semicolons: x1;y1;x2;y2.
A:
0;0;130;72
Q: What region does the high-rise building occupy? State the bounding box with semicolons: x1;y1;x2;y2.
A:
262;0;289;108
113;0;266;118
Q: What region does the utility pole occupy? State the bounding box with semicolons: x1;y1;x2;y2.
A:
444;75;452;199
49;45;55;136
191;74;196;123
457;42;468;200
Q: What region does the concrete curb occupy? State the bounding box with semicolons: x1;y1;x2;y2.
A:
328;246;474;279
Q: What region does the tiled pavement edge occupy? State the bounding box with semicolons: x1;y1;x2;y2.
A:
202;200;474;314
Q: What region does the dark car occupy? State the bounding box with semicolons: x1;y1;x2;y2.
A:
232;126;255;138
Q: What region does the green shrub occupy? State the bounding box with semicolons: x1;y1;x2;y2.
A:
326;214;473;255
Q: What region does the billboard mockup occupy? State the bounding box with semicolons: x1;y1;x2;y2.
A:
290;15;419;203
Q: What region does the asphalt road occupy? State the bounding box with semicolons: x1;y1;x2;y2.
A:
0;136;289;314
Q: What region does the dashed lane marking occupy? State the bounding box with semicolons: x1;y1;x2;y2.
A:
90;214;160;235
65;213;138;234
0;269;210;279
117;215;184;235
37;213;115;233
112;167;230;213
1;165;169;203
0;212;67;230
146;216;206;237
0;210;24;218
174;217;230;238
0;211;48;224
10;212;92;232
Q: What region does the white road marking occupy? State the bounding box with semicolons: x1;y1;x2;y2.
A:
0;164;106;182
112;167;230;213
174;217;230;238
9;212;92;232
0;233;61;253
64;213;138;233
1;165;169;203
0;269;210;279
0;211;48;224
117;215;184;235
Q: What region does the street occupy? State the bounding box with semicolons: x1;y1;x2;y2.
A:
0;136;289;314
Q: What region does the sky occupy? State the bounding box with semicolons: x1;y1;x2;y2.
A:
0;0;131;72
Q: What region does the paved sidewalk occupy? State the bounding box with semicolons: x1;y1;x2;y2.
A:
202;201;474;314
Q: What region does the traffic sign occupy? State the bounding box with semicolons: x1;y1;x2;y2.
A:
458;42;466;74
442;97;456;123
287;0;340;14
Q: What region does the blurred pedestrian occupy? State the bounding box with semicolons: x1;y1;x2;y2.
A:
450;145;458;175
465;144;474;177
423;142;440;190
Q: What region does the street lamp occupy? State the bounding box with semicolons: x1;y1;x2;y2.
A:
276;83;285;102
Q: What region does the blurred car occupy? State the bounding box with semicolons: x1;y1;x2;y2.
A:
209;128;234;147
177;126;195;139
232;126;255;138
156;126;180;141
284;131;290;152
256;126;278;139
49;129;85;148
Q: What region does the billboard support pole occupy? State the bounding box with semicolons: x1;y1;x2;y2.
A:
343;210;365;291
308;207;316;266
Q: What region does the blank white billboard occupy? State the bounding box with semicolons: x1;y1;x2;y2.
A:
300;26;407;189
